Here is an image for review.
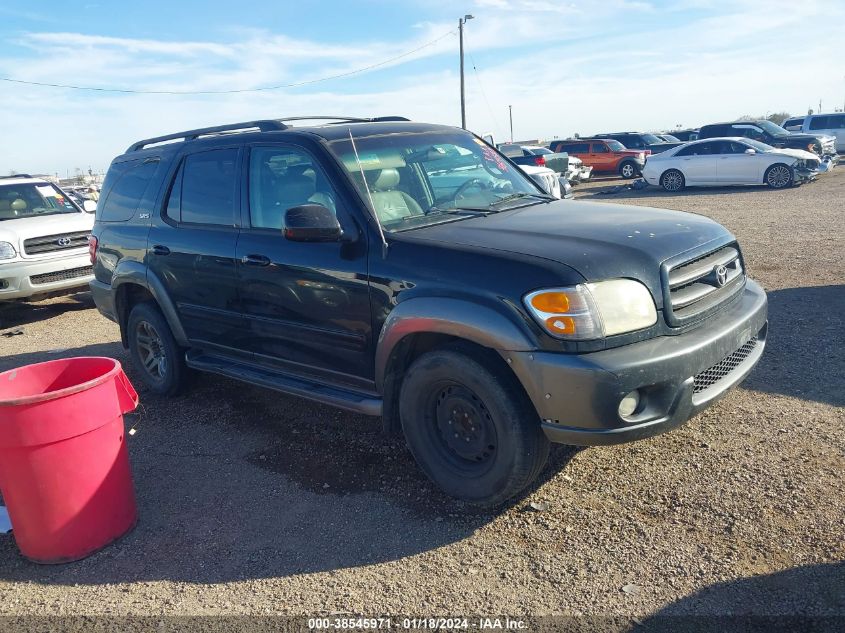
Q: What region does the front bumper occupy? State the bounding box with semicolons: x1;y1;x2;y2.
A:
506;279;768;445
0;253;93;300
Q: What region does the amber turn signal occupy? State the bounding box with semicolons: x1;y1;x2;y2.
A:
544;315;576;335
530;292;571;313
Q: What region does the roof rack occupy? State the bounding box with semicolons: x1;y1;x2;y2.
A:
126;115;411;152
0;173;35;179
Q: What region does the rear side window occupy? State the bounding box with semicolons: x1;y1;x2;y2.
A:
809;116;830;130
165;148;238;226
562;143;589;153
590;143;609;153
783;118;804;129
98;160;159;222
831;114;845;129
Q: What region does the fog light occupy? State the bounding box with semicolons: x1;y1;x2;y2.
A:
618;390;640;418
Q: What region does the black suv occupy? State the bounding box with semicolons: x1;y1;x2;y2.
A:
90;117;768;507
590;132;682;154
697;121;837;156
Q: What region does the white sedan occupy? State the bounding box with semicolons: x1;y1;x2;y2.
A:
641;137;820;192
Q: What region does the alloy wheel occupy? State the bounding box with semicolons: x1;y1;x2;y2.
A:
621;163;635;178
135;320;167;380
662;171;683;191
767;165;791;188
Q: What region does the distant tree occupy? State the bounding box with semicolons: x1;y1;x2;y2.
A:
737;114;756;121
766;112;791;125
573;132;580;138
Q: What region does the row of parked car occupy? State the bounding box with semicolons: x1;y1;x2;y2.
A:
497;115;841;195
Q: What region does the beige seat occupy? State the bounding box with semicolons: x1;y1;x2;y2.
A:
368;169;423;222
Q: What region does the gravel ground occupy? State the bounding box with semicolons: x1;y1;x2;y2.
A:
0;169;843;627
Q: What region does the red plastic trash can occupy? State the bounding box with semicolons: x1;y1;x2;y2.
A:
0;357;139;564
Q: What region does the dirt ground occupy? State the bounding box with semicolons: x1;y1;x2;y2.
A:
0;168;843;628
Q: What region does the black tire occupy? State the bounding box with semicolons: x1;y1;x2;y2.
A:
127;302;187;396
619;160;637;179
764;163;794;189
660;169;685;192
399;346;550;508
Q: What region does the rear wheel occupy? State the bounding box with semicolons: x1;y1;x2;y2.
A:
127;302;187;395
399;347;549;508
764;163;793;189
660;169;685;192
619;161;637;179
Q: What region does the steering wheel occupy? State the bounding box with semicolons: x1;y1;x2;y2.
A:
453;178;489;201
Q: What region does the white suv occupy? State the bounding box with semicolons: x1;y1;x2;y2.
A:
0;175;96;301
782;113;845;153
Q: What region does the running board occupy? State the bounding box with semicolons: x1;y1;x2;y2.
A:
185;351;382;416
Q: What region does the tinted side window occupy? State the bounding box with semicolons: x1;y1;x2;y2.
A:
831;115;845;129
591;143;609;153
563;143;589;153
99;160;159;222
248;146;338;230
178;149;238;226
809;116;830;130
625;136;644;148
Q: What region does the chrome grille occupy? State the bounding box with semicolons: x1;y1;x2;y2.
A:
667;245;745;322
693;336;758;394
23;231;90;255
29;265;93;285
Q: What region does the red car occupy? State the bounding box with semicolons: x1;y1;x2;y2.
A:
549;138;649;179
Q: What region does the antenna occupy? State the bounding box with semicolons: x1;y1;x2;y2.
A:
348;128;388;258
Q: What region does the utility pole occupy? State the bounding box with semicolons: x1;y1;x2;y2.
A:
459;14;474;129
509;105;514;142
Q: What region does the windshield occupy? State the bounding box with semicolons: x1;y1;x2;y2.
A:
757;120;789;136
742;139;775;152
328;131;549;232
0;183;81;221
605;140;625;151
641;133;663;145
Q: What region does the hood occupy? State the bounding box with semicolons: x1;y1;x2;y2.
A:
770;148;819;162
403;200;731;308
0;212;94;257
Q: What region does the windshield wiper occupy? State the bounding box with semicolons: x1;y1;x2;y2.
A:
488;192;555;207
426;205;493;216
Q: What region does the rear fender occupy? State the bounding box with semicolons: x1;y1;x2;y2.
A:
113;261;188;346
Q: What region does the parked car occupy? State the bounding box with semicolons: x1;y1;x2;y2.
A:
671;129;700;142
498;144;570;175
697;120;837;159
564;155;594;183
641;137;819;191
0;175;96;301
90;117;768;507
590;132;682;154
656;134;681;143
549;138;647;178
518;163;570;199
780;113;845;153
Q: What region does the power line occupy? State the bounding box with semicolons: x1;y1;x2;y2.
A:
468;52;505;140
0;29;457;95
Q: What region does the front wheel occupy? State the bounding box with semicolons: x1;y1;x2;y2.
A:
764;163;794;189
619;161;637;179
399;347;550;508
660;169;685;192
127;302;187;396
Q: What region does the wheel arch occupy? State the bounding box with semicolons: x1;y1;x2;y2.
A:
112;262;188;348
375;297;536;433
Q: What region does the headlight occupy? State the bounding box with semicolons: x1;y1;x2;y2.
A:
524;280;657;340
638;152;645;160
0;241;17;260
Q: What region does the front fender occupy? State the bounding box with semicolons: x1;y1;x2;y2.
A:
374;296;536;390
112;261;188;346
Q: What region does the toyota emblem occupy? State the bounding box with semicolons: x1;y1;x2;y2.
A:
56;237;72;247
714;264;729;287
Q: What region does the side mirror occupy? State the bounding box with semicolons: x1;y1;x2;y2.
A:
744;148;756;155
82;200;97;213
284;204;342;242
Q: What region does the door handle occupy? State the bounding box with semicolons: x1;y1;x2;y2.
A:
151;245;170;256
241;254;271;267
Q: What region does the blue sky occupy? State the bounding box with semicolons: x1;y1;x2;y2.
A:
1;0;843;175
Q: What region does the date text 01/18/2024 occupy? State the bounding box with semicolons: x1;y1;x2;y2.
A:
307;617;527;630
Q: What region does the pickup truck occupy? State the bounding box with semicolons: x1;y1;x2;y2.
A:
497;143;570;175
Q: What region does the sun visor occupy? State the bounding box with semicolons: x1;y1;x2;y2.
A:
339;149;406;172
